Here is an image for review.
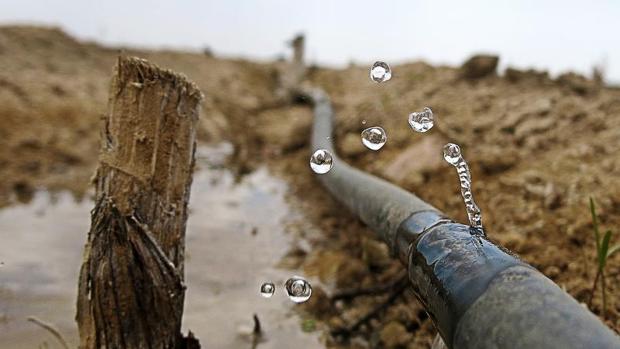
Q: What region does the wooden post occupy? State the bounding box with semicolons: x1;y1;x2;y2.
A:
76;57;203;349
291;34;305;67
290;34;306;87
276;34;307;102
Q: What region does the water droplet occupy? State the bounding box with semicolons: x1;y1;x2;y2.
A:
285;276;312;303
362;120;367;125
443;143;461;165
260;282;275;298
408;107;434;132
361;127;387;150
370;61;392;83
310;149;333;174
443;143;483;231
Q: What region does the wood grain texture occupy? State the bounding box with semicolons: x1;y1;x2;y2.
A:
76;56;202;349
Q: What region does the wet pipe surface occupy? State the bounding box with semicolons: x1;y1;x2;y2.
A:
397;212;526;347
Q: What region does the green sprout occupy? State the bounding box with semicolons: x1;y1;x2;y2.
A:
301;318;317;333
587;197;620;318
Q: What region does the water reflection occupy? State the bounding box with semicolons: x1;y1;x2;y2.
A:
0;143;319;348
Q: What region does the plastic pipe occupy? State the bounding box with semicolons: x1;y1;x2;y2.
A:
307;88;620;349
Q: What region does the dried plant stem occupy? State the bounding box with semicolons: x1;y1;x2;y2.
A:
27;316;70;349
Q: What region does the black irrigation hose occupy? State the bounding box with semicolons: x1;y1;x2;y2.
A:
307;88;620;349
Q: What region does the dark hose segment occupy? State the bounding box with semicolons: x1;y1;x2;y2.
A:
406;221;527;347
455;265;620;348
307;88;620;349
309;88;438;251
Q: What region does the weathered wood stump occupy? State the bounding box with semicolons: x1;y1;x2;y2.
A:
76;57;203;349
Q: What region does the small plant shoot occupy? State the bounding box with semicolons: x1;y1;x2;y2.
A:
588;198;620;318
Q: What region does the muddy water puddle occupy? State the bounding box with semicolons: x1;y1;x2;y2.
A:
0;143;320;348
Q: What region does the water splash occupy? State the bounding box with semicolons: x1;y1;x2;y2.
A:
310;149;334;174
260;282;275;298
370;61;392;83
361;126;387;150
443;143;483;232
408;107;434;132
285;276;312;303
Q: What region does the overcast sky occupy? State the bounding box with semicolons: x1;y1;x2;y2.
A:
2;0;619;82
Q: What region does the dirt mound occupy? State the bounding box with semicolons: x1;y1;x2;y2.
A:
0;25;278;206
1;26;619;348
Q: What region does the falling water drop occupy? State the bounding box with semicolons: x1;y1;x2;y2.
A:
361;126;387;150
285;276;312;303
361;120;367;125
442;143;461;165
260;282;275;298
310;149;334;174
370;61;392;83
408;107;434;132
443;143;483;232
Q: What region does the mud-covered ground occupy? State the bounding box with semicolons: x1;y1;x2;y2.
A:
1;26;619;348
